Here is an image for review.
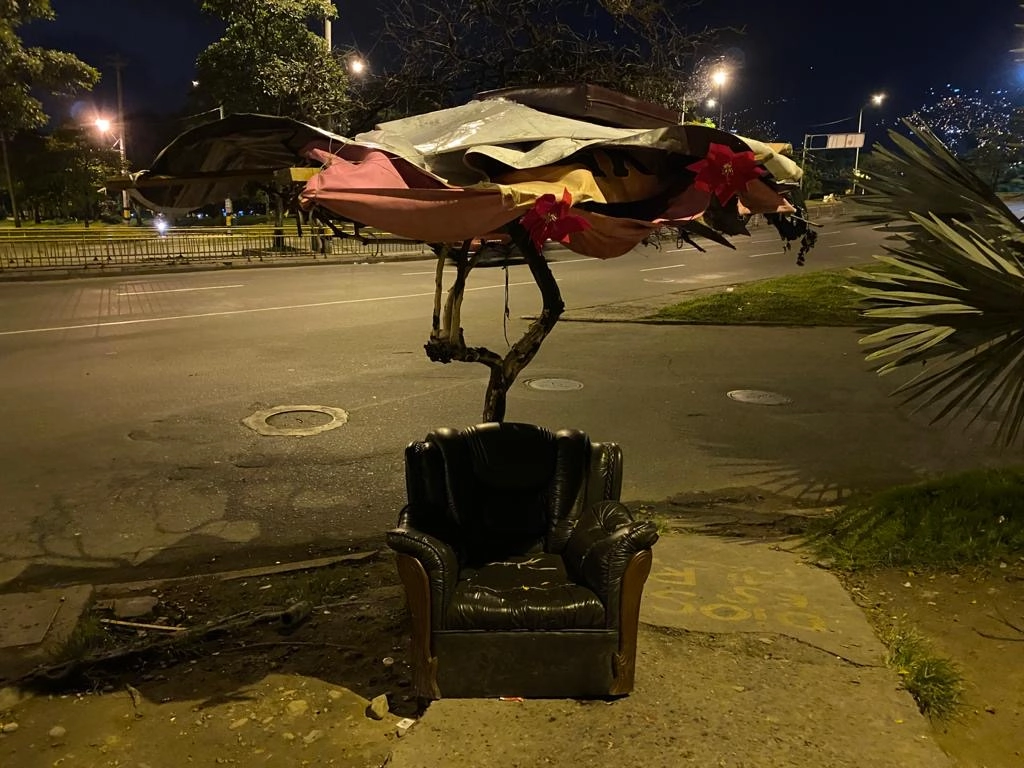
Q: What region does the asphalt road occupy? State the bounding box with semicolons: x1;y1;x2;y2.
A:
5;218;968;589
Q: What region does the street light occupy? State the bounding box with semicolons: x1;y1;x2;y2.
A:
853;92;886;194
349;57;367;76
94;117;130;222
711;68;728;128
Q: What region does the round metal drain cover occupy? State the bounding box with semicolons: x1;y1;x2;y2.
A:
727;389;792;406
242;405;349;437
525;378;584;392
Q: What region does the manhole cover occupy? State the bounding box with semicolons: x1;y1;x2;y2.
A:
242;405;349;437
727;389;792;406
525;378;584;392
266;410;333;429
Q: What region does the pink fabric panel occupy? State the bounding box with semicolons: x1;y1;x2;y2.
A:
300;187;525;243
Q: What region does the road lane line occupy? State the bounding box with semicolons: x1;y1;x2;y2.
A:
402;269;456;276
549;257;596;265
818;231;842;236
747;252;783;258
0;281;536;337
829;242;858;248
116;284;245;296
639;263;687;272
665;247;696;253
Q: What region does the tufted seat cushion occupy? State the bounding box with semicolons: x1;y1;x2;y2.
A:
445;553;606;631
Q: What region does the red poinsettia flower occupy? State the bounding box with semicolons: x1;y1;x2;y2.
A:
686;143;766;205
519;188;591;252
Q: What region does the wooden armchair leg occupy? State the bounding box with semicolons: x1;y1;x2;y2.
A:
610;548;653;695
394;553;441;699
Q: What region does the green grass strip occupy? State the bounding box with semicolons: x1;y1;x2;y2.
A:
651;266;882;326
809;468;1024;569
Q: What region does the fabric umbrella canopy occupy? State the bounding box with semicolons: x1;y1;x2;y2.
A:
298;97;804;259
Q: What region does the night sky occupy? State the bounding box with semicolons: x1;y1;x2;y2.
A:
21;0;1024;160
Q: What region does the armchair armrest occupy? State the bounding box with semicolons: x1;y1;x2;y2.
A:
386;508;459;628
564;501;659;628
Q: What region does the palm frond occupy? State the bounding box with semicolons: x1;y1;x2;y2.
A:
850;121;1024;445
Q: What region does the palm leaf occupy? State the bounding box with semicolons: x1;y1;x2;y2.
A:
850;121;1024;445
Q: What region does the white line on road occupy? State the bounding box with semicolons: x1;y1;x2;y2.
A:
639;263;687;272
549;257;597;265
402;269;456;276
818;231;842;236
0;281;536;337
665;247;696;253
829;242;858;248
116;284;245;296
747;252;783;258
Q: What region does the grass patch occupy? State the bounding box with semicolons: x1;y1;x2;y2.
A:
651;265;885;326
50;613;117;664
809;468;1024;569
879;619;965;721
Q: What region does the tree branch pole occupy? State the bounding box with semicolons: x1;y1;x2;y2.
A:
423;224;565;423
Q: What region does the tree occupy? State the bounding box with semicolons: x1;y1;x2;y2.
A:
345;0;731;133
0;0;99;226
850;121;1024;446
194;0;350;128
6;127;119;222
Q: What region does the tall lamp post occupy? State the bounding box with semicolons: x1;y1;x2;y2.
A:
94;117;130;223
711;68;728;128
853;92;886;194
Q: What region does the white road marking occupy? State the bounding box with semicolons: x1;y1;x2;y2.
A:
818;230;842;236
0;281;535;337
116;284;245;296
747;252;783;258
549;258;596;265
402;269;456;276
829;242;858;248
639;263;687;273
665;247;697;253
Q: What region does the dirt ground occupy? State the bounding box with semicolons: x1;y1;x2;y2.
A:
0;500;1022;767
848;563;1024;768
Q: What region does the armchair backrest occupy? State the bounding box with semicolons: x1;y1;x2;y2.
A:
404;422;600;565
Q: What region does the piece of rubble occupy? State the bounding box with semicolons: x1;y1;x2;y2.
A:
49;725;66;741
286;700;309;717
2;722;19;734
303;729;324;745
366;694;389;720
112;596;160;619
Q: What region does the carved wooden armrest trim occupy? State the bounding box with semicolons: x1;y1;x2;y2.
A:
395;553;441;699
610;548;653;695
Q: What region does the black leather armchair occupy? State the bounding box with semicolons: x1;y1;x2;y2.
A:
386;422;658;699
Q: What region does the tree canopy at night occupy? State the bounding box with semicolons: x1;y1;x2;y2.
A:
0;0;99;226
346;0;729;133
194;0;349;127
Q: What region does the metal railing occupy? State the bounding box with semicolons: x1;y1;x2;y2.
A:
0;224;431;274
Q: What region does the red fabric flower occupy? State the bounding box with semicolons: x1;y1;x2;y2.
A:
686;143;766;205
519;188;591;252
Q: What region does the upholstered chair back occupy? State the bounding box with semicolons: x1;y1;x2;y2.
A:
403;422;590;565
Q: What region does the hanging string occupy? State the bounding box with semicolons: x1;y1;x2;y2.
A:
503;260;511;347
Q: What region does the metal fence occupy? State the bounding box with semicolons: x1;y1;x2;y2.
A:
0;225;431;274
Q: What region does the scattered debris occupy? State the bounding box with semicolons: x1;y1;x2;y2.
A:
366;694;389;720
112;597;160;619
100;619;186;633
286;699;309;717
